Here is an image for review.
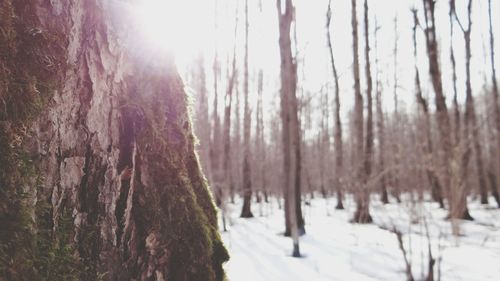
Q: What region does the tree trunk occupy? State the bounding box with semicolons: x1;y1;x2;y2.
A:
449;0;460;146
488;0;500;208
352;0;372;223
373;19;389;204
412;9;444;208
326;0;345;210
391;15;402;203
211;27;223;206
455;0;487;207
423;0;470;220
0;1;228;280
277;0;302;257
194;56;213;191
241;0;254;218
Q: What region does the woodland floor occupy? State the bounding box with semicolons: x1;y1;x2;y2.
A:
220;194;500;281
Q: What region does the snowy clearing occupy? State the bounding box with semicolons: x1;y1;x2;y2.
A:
220;195;500;281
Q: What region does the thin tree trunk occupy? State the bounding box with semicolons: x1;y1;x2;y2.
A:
256;70;267;204
241;0;254;218
373;18;389;204
454;0;487;207
449;0;460;145
194;56;213;185
391;15;402;203
488;0;500;208
326;0;345;210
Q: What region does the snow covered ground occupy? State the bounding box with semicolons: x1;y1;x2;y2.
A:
220;195;500;281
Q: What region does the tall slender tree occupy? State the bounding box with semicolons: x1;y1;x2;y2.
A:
351;0;373;223
373;18;389;204
454;0;487;207
277;0;302;257
422;0;471;220
241;0;254;218
412;9;444;208
487;0;500;207
326;0;345;209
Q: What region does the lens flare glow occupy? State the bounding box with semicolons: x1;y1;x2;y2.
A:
133;0;214;65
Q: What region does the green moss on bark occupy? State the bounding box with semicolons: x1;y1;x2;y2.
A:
123;71;229;281
0;1;81;280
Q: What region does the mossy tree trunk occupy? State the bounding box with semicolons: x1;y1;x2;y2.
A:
1;1;228;280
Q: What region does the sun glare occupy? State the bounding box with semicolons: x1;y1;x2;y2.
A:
133;0;214;66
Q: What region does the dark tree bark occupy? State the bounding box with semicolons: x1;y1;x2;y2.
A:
326;0;345;210
0;1;228;280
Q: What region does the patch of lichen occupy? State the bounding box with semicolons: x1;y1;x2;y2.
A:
0;1;82;280
125;71;228;281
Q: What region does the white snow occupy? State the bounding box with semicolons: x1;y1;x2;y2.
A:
220;195;500;281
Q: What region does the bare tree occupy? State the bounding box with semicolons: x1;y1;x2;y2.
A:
412;9;444;208
241;0;254;218
351;0;372;223
326;0;345;209
487;0;500;207
449;0;460;144
373;18;389;204
277;0;302;257
422;0;471;220
391;15;402;203
453;0;487;206
255;70;268;203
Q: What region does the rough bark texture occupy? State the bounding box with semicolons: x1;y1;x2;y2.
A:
0;1;228;280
